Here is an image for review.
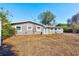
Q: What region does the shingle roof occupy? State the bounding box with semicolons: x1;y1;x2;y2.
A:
11;21;63;29
11;21;44;27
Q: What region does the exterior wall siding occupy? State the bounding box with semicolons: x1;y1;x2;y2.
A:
13;22;44;35
12;22;63;35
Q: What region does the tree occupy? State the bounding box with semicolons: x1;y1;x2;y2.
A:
71;22;78;33
38;11;55;25
0;8;15;39
56;23;72;33
56;23;67;26
67;13;79;33
71;13;79;24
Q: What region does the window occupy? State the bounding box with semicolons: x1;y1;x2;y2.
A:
55;28;57;30
36;26;41;31
51;28;54;30
37;27;40;29
16;26;21;30
58;28;60;30
28;26;32;30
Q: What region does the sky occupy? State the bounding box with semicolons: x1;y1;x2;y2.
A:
0;3;79;24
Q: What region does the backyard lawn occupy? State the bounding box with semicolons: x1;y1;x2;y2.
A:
2;33;79;56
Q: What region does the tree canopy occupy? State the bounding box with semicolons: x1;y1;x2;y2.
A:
0;8;15;39
71;22;78;30
38;11;55;25
71;13;79;24
67;13;79;33
67;13;79;25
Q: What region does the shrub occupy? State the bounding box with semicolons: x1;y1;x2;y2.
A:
2;24;15;39
64;28;72;33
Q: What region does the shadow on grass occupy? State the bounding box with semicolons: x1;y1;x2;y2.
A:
0;43;16;56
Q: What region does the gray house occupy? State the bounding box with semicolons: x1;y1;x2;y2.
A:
12;21;63;35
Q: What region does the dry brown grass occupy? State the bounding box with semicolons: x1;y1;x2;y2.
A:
3;33;79;56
